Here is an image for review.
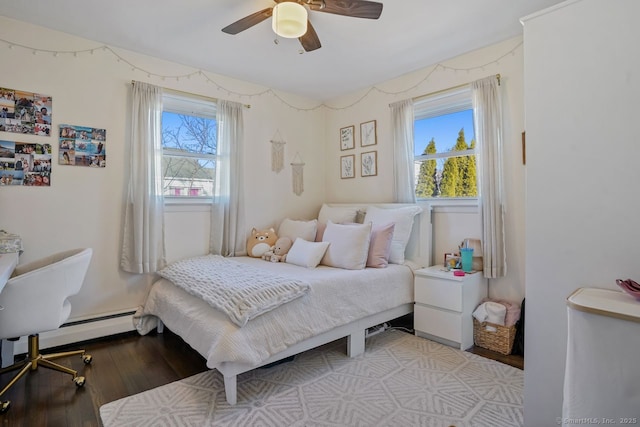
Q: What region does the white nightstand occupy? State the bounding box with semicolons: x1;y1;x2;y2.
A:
414;265;487;350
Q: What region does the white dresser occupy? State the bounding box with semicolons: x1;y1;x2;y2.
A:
414;265;487;350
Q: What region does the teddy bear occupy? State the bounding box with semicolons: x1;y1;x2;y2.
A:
262;237;293;263
246;227;278;258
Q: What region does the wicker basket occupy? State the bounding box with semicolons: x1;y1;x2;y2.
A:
473;318;517;355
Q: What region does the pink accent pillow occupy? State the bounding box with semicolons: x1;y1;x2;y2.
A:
315;222;327;242
366;222;395;268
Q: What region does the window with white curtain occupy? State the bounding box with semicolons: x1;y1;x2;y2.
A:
413;86;478;200
161;92;217;200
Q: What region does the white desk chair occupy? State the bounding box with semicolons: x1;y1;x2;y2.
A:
0;248;93;413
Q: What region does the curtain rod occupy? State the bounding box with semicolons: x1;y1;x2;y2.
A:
393;74;501;106
130;80;251;108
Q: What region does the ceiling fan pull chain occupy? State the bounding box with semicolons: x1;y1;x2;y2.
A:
305;0;326;10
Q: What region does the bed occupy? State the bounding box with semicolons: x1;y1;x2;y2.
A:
134;203;431;405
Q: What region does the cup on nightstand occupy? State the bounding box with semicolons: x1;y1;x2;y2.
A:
460;248;474;273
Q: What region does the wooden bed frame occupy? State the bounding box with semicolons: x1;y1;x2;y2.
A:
157;203;431;405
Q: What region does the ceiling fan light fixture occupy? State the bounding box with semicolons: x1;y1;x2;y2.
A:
272;2;308;39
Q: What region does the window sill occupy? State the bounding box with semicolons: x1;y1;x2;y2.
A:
418;198;479;214
164;198;212;212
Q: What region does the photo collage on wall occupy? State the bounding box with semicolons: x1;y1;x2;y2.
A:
0;87;52;136
0;140;52;186
59;124;106;167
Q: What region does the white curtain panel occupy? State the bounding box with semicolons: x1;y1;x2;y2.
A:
210;100;246;257
121;82;166;274
472;76;506;278
390;99;416;203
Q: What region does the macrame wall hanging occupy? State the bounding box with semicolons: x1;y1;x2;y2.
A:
291;153;305;196
270;131;286;174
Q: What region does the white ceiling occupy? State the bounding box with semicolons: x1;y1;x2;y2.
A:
0;0;562;101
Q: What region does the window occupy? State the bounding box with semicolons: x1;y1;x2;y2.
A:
414;86;477;199
161;93;217;200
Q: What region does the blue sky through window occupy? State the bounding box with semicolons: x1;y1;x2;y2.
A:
161;112;182;149
414;109;474;156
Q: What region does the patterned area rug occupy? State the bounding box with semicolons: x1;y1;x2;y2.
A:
100;330;523;427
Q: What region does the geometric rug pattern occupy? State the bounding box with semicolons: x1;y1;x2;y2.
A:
100;329;523;427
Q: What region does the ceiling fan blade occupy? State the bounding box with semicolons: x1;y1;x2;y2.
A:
299;21;321;52
312;0;383;19
221;8;273;35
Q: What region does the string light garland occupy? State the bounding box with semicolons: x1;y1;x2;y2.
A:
0;37;521;112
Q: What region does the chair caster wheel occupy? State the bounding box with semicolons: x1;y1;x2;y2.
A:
82;354;92;364
74;376;86;387
0;401;10;413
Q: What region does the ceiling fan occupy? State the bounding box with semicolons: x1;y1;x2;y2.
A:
221;0;383;52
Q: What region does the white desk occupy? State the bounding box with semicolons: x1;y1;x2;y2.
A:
0;252;19;294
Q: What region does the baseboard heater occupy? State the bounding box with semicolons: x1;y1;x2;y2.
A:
1;308;137;365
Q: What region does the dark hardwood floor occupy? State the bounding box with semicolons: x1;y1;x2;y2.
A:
468;345;524;370
0;330;208;427
0;328;523;427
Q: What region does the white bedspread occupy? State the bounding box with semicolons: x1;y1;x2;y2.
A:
136;256;413;369
157;255;310;327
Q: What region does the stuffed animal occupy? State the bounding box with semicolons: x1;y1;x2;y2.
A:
247;227;278;258
262;237;293;263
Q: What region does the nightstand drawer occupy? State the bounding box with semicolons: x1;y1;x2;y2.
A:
414;275;462;312
414;304;462;343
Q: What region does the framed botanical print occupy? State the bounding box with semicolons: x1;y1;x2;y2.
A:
361;150;377;177
360;120;377;147
340;154;355;179
340;125;355;150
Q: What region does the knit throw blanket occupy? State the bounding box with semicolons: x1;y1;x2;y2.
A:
157;255;310;327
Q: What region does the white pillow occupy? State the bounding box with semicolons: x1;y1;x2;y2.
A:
321;221;372;270
278;218;317;242
363;205;422;264
317;204;360;225
286;238;330;268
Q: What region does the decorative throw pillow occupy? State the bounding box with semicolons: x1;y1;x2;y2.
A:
278;218;317;242
317;204;360;225
315;204;361;242
363;205;422;264
321;221;372;270
286;238;330;268
315;222;327;242
367;222;395;268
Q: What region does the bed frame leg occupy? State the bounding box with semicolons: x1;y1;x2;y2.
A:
347;329;365;357
157;319;164;333
224;375;237;405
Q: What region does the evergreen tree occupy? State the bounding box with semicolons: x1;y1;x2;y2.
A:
453;129;469;196
440;156;458;197
414;127;478;199
463;138;478;196
440;128;478;197
415;138;437;198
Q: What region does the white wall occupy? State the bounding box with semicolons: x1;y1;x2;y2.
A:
0;16;326;321
432;206;482;266
324;37;527;302
0;16;529;334
522;0;640;425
